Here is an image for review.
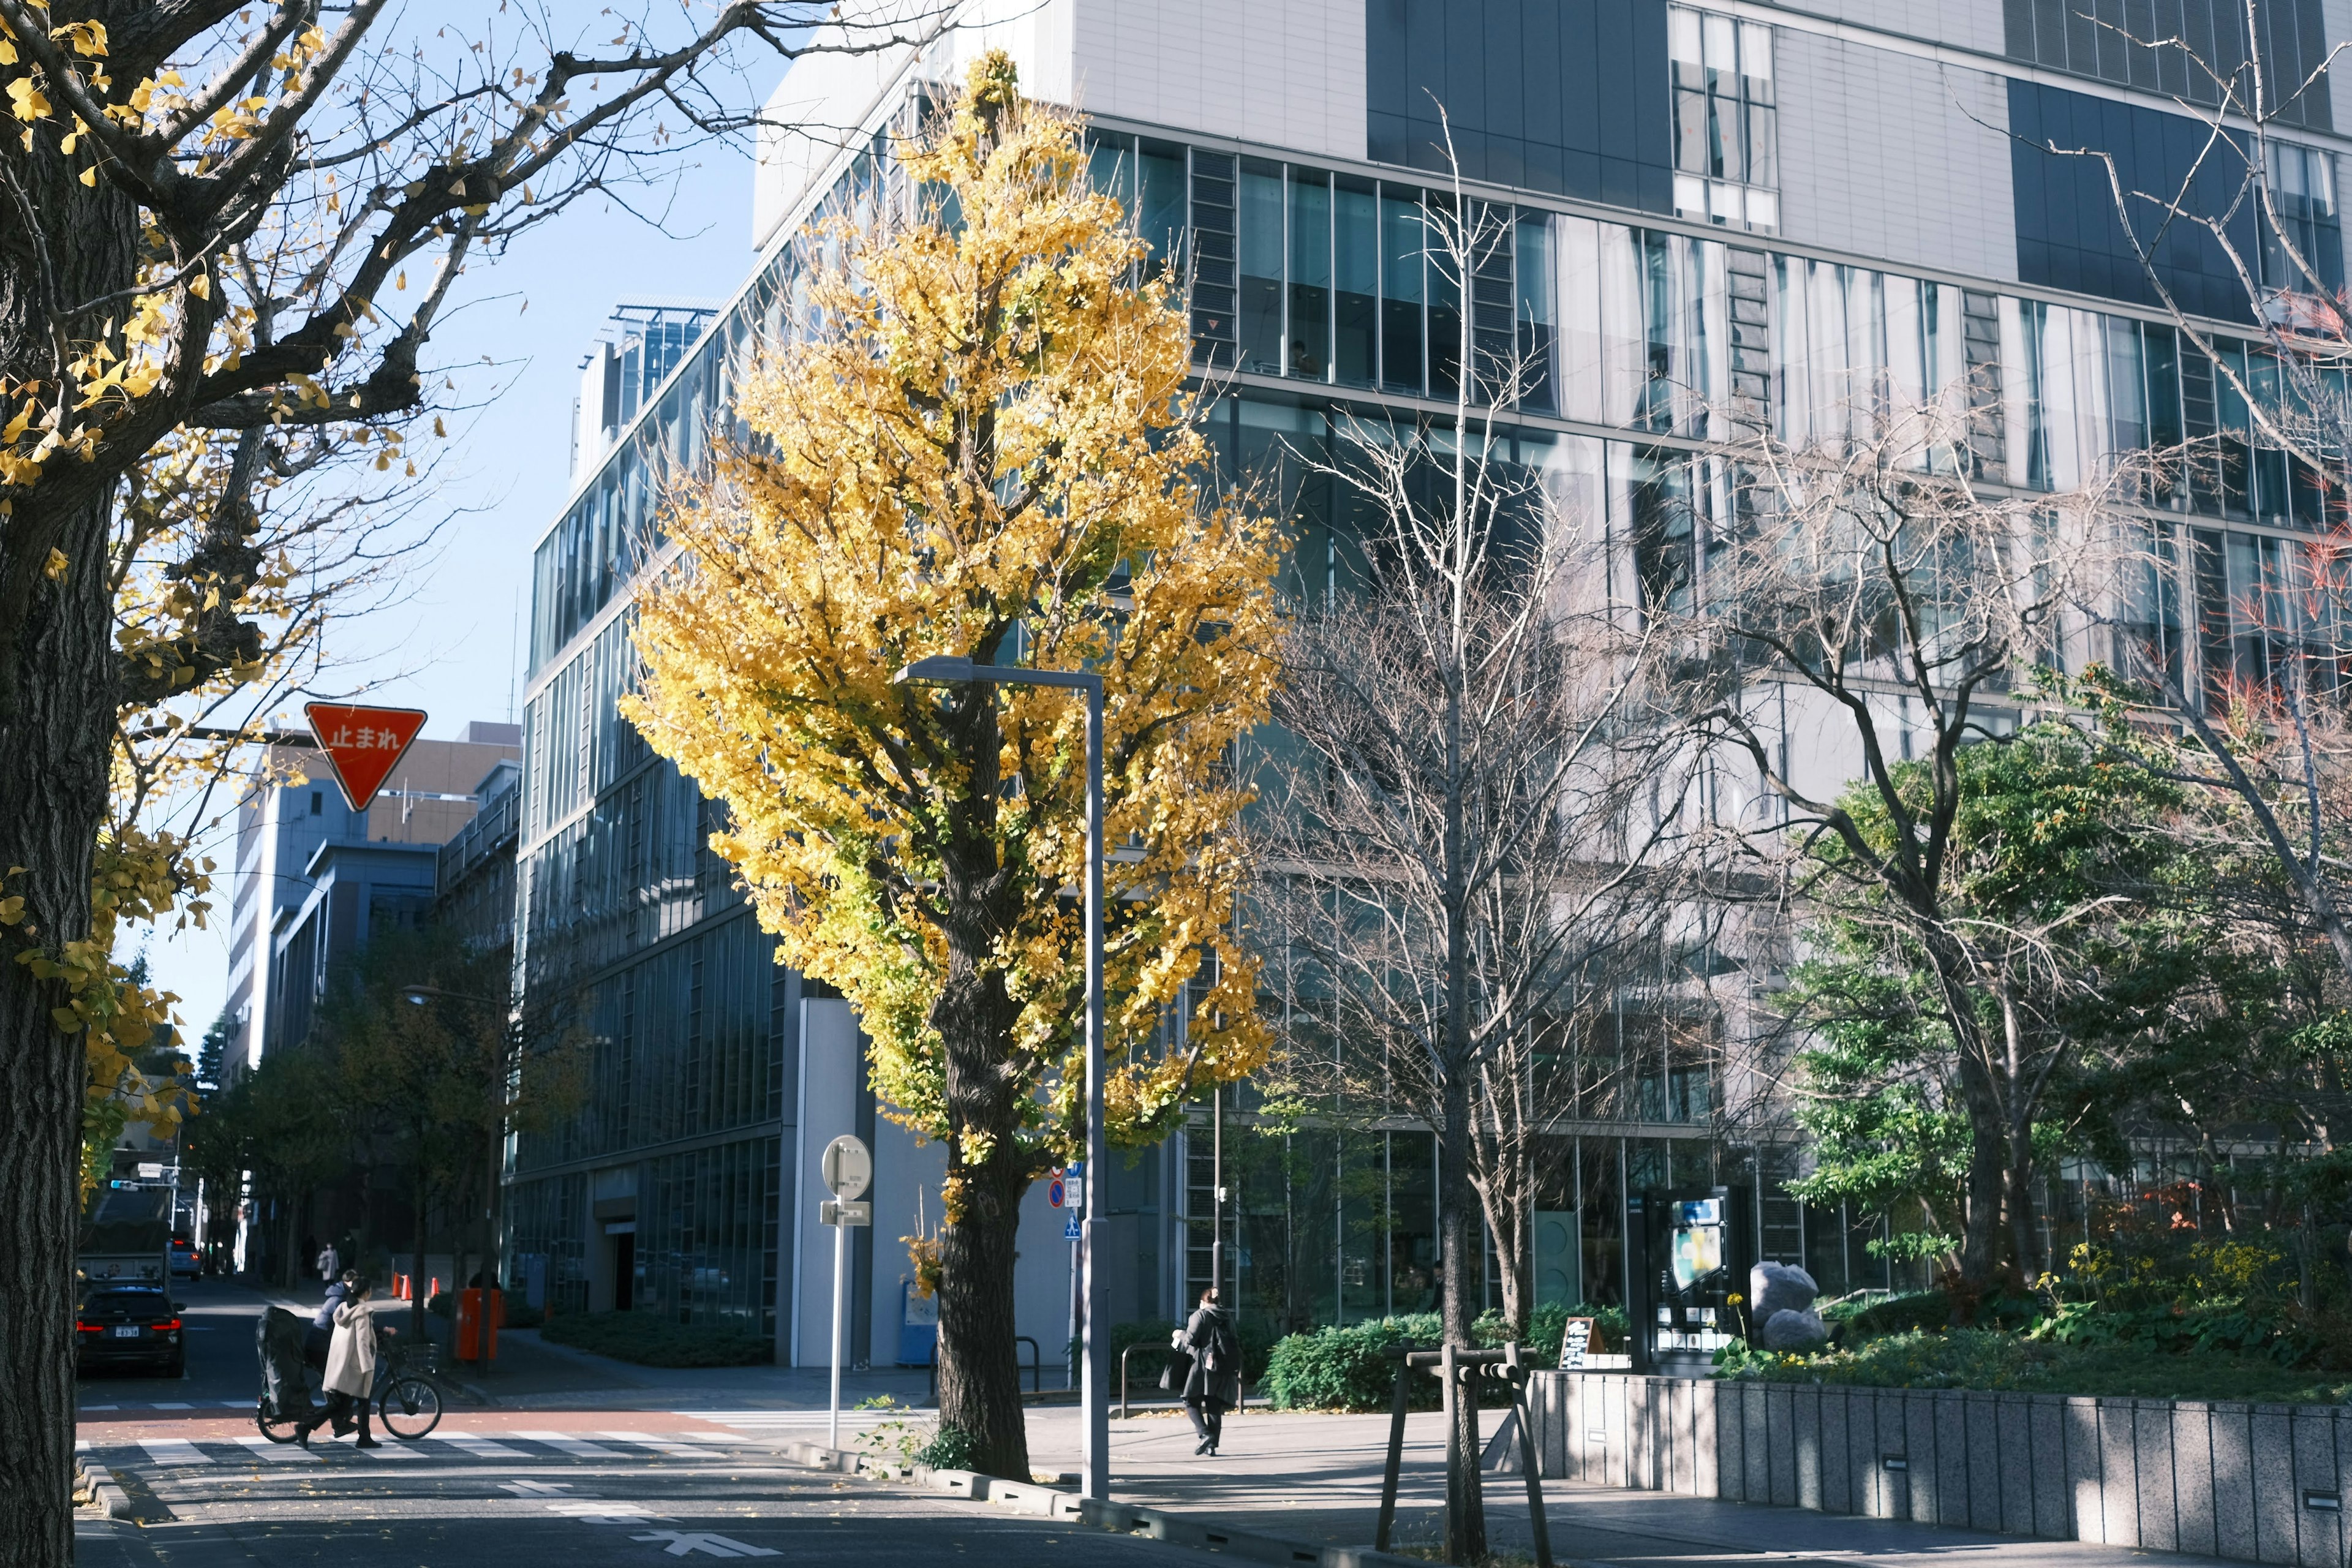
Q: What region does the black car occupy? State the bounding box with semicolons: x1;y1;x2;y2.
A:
77;1286;185;1378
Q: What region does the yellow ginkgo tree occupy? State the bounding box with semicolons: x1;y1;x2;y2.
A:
624;53;1281;1477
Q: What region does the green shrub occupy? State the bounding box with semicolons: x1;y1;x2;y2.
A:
501;1302;544;1330
538;1309;771;1368
1262;1316;1443;1411
915;1424;982;1471
1472;1302;1632;1360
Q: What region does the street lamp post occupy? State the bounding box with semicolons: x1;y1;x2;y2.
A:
893;654;1108;1502
402;982;511;1370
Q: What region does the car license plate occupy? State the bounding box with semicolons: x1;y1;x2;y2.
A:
110;1325;139;1338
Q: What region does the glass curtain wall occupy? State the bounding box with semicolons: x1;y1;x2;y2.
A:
524;111;2352;1345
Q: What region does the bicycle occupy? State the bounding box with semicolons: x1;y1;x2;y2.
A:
257;1340;445;1444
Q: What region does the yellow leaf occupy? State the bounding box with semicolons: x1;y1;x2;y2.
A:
188;273;210;300
44;547;67;581
51;1008;84;1033
78;165;94;187
7;78;51;122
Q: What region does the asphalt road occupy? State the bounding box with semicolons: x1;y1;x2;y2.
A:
76;1438;1194;1566
75;1278;1191;1566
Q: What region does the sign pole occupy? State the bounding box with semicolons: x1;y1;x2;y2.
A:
817;1134;873;1456
831;1217;848;1450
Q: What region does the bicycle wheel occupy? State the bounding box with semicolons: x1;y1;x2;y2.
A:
255;1400;303;1444
377;1376;442;1439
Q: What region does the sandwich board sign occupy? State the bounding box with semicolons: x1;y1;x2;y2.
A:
304;702;428;812
1560;1316;1596;1370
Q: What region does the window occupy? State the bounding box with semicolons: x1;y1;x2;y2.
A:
1238;159;1285;374
311;791;322;816
1289;170;1332;380
2263;140;2342;294
1334;178;1378;386
1668;7;1776;232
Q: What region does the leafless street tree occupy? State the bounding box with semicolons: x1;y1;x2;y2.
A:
1683;401;2141;1287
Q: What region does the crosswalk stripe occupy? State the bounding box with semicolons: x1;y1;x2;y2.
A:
317;1435;423;1458
149;1402;192;1410
599;1430;718;1457
138;1439;211;1466
429;1433;529;1460
232;1436;318;1463
512;1430;624;1458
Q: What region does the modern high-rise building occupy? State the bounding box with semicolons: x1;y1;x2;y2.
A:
508;0;2348;1348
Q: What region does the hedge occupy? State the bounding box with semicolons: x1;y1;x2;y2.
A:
538;1310;772;1368
1261;1302;1635;1412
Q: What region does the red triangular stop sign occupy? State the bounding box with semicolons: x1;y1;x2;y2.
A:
304;702;429;812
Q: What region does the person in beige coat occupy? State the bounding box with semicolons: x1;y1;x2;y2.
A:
299;1277;392;1449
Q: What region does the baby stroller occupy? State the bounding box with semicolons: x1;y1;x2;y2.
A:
254;1306;322;1442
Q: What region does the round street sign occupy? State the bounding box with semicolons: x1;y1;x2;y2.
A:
821;1135;872;1200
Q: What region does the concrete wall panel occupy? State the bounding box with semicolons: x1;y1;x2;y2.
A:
1994;1397;2034;1536
2288;1411;2339;1568
1880;1390;1913;1522
2064;1399;2105;1544
1770;1385;1799;1507
2174;1404;2218;1559
1819;1389;1852;1515
2252;1408;2297;1566
2097;1402;2141;1547
2029;1396;2068;1539
2215;1405;2259;1563
2135;1403;2179;1553
1693;1379;1719;1499
1962;1394;2000;1531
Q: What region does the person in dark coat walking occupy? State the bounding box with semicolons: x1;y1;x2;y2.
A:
304;1270;355;1373
1175;1287;1242;1455
303;1269;358;1433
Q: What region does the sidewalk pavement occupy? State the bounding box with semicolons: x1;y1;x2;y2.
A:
1014;1406;2243;1568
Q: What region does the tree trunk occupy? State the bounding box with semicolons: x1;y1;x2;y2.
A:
0;865;94;1568
1954;1049;2007;1298
1437;1067;1487;1562
933;1150;1030;1477
0;55;195;1566
918;667;1038;1480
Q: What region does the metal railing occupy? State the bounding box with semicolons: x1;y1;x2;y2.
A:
1120;1343;1183;1418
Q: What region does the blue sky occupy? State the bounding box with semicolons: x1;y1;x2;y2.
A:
138;55;783;1040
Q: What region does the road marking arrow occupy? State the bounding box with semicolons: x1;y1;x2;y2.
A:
628;1532;779;1558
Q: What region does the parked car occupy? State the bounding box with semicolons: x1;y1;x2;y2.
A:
76;1285;184;1378
168;1242;200;1281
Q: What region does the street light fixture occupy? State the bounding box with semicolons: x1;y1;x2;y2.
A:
893;654;1109;1503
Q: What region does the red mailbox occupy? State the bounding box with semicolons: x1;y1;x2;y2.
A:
456;1287;502;1362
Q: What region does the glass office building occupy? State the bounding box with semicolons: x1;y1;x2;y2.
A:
507;0;2349;1343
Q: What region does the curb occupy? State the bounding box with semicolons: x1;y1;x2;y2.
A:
85;1463;134;1521
773;1438;1425;1567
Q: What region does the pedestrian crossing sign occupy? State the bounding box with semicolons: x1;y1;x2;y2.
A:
1063;1215;1082;1241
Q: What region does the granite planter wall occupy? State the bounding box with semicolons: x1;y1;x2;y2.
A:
1526;1372;2352;1567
